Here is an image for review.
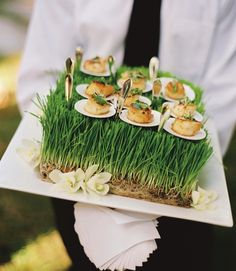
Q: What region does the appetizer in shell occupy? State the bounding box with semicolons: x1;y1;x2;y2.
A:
123;88;142;107
127;101;153;124
165;80;186;100
84;93;111;115
85;81;114;97
120;70;146;90
83;56;107;74
171;100;196;118
171;117;202;136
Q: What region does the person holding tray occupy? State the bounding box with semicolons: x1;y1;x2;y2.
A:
17;0;236;270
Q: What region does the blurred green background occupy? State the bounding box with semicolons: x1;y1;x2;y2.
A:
0;56;71;271
0;0;235;270
0;1;71;269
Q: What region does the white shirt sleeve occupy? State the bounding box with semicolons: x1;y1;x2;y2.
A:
160;0;236;155
201;0;236;155
17;0;78;115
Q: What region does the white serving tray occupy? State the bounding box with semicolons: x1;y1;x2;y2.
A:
0;104;233;227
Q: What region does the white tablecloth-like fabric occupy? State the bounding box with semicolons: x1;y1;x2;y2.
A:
74;203;160;271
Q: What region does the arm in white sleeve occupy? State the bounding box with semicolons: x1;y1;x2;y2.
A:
202;0;236;155
17;0;77;115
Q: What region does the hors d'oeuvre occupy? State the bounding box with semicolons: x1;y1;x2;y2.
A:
85;81;114;97
84;93;111;115
120;70;146;90
165;80;185;100
171;116;202;136
124;88;142;107
127;101;153;124
83;56;107;74
171;100;196;118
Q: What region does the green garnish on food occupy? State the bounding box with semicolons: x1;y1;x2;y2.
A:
179;97;191;105
133;101;150;110
92;56;101;62
128;88;142;96
114;85;120;93
128;71;146;80
183;113;194;120
92;93;108;105
173;81;178;93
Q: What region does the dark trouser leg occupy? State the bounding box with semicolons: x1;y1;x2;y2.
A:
137;217;214;271
51;198;98;271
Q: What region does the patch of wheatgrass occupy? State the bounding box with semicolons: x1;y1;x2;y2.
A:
38;63;213;201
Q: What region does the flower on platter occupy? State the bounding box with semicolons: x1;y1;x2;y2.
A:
49;168;86;193
48;164;111;196
87;172;111;196
191;186;218;210
16;139;41;168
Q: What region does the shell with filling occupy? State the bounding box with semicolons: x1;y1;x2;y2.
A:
124;95;139;107
84;94;111;115
85;81;114;97
165;80;185;100
172;101;196;118
120;70;146;90
123;88;142;107
127;101;153;123
171;118;202;136
83;56;107;74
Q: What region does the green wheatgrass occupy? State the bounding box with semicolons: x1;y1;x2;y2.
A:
38;63;212;199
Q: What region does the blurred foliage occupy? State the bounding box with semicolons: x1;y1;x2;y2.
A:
0;106;56;264
0;0;29;27
0;55;60;267
0;106;20;154
0;190;56;263
0;231;70;271
0;55;20;107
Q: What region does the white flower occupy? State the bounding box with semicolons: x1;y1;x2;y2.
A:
16;139;41;168
48;164;111;196
191;186;218;210
49;168;85;193
87;172;111;196
85;164;99;181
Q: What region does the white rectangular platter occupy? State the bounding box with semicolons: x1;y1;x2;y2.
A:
0;108;233;227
